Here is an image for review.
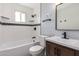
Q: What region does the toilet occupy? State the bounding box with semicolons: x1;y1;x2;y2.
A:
29;45;44;56
29;35;48;56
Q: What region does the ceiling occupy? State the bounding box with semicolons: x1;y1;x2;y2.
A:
19;3;40;11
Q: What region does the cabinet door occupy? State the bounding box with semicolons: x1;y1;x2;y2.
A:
50;43;58;56
75;51;79;56
56;46;62;56
46;42;51;56
60;46;74;56
46;41;57;56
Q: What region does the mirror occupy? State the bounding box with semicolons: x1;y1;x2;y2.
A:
56;3;79;30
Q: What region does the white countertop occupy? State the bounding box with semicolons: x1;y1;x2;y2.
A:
45;36;79;50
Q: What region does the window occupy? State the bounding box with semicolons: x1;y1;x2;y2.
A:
15;11;26;22
21;13;25;22
15;11;20;22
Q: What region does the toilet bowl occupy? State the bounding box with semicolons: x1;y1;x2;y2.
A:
29;45;44;56
29;35;48;56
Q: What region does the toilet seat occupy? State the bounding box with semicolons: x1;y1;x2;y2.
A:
29;45;44;55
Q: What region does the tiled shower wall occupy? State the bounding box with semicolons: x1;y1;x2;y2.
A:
0;3;40;44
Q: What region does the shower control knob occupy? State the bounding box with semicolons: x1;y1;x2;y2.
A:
33;40;35;42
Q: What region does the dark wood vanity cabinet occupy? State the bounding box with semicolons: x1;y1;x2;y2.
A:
59;46;74;56
46;41;57;56
46;41;79;56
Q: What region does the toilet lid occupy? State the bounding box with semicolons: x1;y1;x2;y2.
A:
30;45;43;52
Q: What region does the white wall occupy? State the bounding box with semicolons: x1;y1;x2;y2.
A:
40;3;79;40
0;25;40;44
20;3;41;24
33;4;40;24
0;3;40;44
19;3;40;24
1;26;33;43
0;3;34;24
40;3;56;36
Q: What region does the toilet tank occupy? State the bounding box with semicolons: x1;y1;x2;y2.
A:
38;35;48;47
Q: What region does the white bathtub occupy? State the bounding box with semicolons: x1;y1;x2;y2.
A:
0;40;39;56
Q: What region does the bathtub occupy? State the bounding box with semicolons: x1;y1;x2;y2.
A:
0;39;39;56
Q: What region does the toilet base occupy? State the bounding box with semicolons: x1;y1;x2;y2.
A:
31;51;44;56
31;49;45;56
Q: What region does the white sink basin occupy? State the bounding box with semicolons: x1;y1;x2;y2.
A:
65;39;79;45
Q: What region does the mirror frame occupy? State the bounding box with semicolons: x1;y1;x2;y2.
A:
55;3;79;31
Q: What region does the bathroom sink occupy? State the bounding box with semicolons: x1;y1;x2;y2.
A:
65;39;79;45
58;37;79;45
46;36;79;46
46;36;65;43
